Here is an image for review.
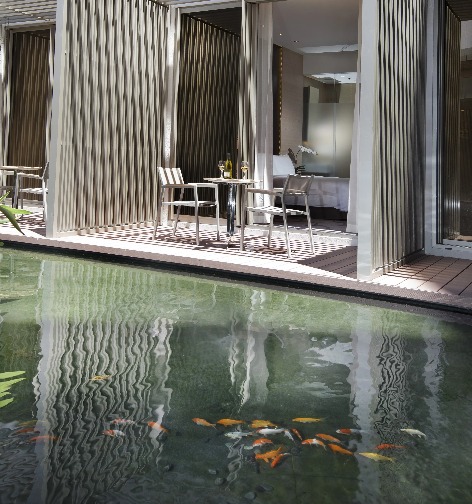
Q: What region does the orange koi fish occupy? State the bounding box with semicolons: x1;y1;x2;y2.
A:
102;430;125;437
316;433;342;444
376;443;406;450
252;438;273;447
30;435;59;443
192;418;216;428
90;375;111;381
336;428;362;435
292;417;324;423
301;438;326;449
255;447;283;463
328;443;354;456
148;421;170;433
216;419;245;426
271;452;290;468
358;452;394;462
250;420;278;429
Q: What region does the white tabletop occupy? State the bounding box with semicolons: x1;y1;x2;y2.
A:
204;177;260;185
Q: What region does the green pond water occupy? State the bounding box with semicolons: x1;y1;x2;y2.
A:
1;247;472;504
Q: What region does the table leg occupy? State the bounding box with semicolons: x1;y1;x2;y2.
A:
227;183;236;237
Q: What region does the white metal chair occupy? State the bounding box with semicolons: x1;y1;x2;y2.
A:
154;167;220;245
240;174;314;258
14;162;49;220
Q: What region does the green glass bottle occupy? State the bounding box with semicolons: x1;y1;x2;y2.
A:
224;152;233;179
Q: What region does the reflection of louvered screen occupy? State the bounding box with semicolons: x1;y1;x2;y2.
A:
176;15;240;216
55;0;167;233
7;30;50;186
371;0;427;274
440;5;461;240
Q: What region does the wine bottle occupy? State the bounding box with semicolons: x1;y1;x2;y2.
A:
224;153;233;179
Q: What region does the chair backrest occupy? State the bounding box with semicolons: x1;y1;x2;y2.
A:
43;161;50;181
287;148;297;166
158;167;184;186
283;174;313;197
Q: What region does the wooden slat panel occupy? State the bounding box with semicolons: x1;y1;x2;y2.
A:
372;0;427;274
439;4;461;241
56;0;168;233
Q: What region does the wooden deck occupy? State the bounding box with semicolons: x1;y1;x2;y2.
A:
1;208;472;313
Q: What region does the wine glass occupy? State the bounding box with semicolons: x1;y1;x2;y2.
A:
218;160;225;178
241;161;249;179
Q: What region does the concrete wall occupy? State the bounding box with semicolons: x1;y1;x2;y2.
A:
280;48;303;155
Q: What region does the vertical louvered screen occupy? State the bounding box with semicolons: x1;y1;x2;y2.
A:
55;0;167;233
7;30;50;168
439;4;461;240
176;14;240;216
372;0;427;274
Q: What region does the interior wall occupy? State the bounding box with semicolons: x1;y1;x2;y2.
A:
176;14;240;215
7;30;50;167
280;48;303;156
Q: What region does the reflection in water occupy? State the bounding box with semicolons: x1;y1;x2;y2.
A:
0;250;472;504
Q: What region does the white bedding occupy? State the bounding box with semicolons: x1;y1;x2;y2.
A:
273;175;350;213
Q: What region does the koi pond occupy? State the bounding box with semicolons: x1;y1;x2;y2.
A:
1;247;472;504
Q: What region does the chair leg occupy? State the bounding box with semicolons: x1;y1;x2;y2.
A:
43;185;47;221
305;200;314;254
154;189;165;239
282;205;291;258
195;206;200;246
268;215;274;248
215;201;220;241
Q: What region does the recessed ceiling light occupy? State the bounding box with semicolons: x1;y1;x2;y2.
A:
293;40;299;43
279;33;282;36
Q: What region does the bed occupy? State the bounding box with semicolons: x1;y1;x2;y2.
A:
273;155;350;213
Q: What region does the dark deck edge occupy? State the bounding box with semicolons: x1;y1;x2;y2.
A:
3;238;472;320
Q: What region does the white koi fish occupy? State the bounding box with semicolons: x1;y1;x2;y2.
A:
256;427;285;436
400;428;426;439
225;431;254;439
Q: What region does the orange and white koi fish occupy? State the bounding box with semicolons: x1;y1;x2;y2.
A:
250;420;278;429
216;419;245;426
30;435;59;442
271;452;290;468
327;443;354;456
376;443;406;450
255;447;283;463
301;438;326;449
111;418;135;426
291;428;303;441
256;427;285;436
283;429;295;441
192;418;216;428
292;417;324;423
102;430;125;437
336;428;363;435
90;375;111;381
252;438;273;447
148;421;169;433
316;433;342;444
14;427;36;435
358;452;394;462
400;428;426;439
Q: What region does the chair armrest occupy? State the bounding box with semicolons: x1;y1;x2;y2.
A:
189;183;218;189
162;183;191;189
247;188;283;195
17;173;42;180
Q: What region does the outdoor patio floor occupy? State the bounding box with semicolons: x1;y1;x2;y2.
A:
2;208;472;314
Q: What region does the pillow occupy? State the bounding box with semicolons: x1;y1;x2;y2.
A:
273;155;295;176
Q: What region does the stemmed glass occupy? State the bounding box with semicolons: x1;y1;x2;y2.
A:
241;161;249;179
218;160;225;178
